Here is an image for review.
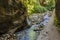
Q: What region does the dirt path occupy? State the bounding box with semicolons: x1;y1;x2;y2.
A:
37;10;60;40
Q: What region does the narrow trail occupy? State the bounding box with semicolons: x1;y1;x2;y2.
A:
37;10;60;40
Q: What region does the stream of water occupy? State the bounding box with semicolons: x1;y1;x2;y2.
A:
16;13;50;40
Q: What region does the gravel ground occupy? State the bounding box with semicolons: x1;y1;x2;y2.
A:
37;10;60;40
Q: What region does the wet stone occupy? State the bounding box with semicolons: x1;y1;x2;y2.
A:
0;33;17;40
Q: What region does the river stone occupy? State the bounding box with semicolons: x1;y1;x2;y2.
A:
28;13;43;25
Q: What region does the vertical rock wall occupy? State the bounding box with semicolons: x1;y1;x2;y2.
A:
0;0;29;35
56;0;60;27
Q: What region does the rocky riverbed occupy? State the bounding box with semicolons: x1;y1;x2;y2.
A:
15;11;52;40
0;11;52;40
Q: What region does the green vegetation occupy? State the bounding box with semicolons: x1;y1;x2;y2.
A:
54;15;58;26
26;0;55;15
34;5;48;13
54;16;60;32
45;0;55;11
54;15;60;32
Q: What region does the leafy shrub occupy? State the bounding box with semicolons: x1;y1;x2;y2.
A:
27;0;55;15
34;5;48;13
54;16;60;32
45;0;55;11
54;16;58;26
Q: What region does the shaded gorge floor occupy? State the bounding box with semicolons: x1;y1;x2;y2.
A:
15;11;51;40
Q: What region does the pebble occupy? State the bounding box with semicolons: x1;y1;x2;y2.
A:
0;33;16;40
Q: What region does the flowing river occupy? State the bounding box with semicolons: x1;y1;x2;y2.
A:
15;13;51;40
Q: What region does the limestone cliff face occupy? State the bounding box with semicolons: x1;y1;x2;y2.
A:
0;0;29;35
